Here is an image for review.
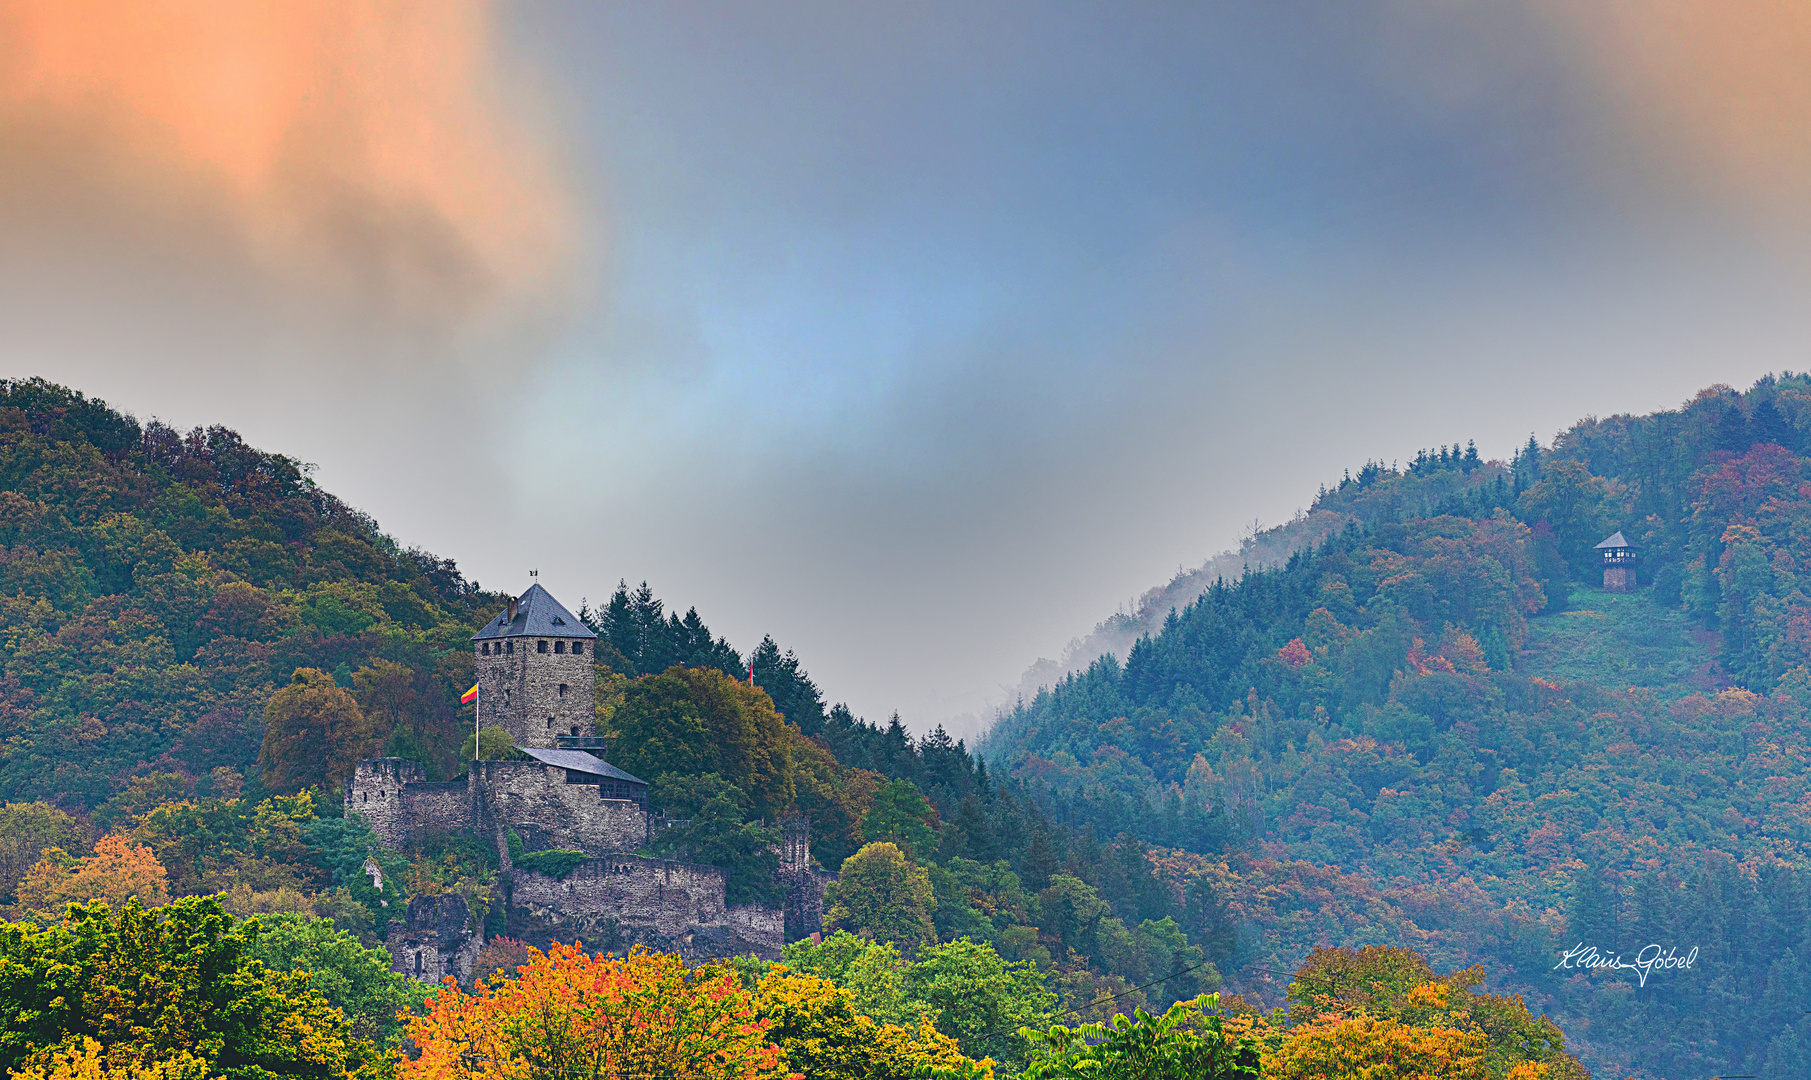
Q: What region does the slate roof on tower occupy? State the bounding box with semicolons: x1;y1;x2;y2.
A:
1594;531;1633;550
472;583;598;641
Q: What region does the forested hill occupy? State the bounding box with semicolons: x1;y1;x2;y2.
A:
980;375;1811;1079
0;378;834;804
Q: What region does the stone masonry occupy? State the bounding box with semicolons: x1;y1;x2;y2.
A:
472;584;599;749
387;894;483;985
507;854;784;959
349;758;649;855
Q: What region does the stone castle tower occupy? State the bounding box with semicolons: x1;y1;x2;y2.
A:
472;583;599;748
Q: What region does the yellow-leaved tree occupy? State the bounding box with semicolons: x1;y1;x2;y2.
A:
1266;1015;1489;1080
824;842;936;948
753;968;991;1080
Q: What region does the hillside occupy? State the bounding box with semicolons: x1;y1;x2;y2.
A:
8;374;1810;1077
980;376;1811;1080
0;377;1302;1065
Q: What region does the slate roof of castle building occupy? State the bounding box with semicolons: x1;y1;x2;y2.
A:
1595;531;1633;549
517;746;647;785
472;583;597;641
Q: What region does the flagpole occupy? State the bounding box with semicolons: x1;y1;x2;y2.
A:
474;682;480;762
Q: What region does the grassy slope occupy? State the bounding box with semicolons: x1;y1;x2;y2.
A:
1517;586;1721;698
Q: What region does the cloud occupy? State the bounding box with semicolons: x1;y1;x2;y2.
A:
0;0;572;325
1543;1;1811;218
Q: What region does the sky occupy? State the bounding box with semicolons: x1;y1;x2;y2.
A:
4;1;1811;737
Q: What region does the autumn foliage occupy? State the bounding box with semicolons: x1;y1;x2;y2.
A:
259;668;383;794
0;896;359;1080
753;969;988;1080
1265;1015;1490;1080
402;944;792;1080
11;834;169;919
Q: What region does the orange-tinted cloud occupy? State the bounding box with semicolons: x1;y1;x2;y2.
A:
1544;1;1811;216
0;0;570;322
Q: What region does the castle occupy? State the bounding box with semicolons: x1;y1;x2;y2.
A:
347;584;833;984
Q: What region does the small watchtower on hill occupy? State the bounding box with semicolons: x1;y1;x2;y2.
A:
471;583;598;749
1596;531;1638;593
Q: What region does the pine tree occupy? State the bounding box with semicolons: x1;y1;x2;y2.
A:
751;636;827;736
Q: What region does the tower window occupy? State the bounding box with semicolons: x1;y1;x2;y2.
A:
481;643;490;656
573;642;584;654
546;718;553;728
507;641;514;655
555;641;565;654
538;640;548;654
559;684;568;698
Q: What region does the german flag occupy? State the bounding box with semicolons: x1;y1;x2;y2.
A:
460;683;479;705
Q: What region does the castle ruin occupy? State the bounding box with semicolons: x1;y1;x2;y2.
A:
348;584;833;983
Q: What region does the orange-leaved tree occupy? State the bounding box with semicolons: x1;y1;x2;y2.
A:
402;943;794;1080
13;835;169;920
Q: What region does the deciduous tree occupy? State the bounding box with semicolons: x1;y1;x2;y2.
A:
259;668;381;794
14;835;169;918
1020;996;1258;1080
402;943;788;1080
753;968;988;1080
0;896;362;1080
826;843;936;949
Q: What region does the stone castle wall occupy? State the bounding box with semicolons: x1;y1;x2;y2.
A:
475;761;648;855
350;759;442;846
508;854;785;960
351;758;646;855
388;894;483;986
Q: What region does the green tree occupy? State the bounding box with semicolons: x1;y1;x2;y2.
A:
259;668;382;795
781;931;931;1027
0;803;86;904
907;937;1056;1070
653;772;749;817
1516;459;1611;580
753;969;986;1080
647;778;782;906
456;725;525;762
825;843;936;949
298;812;408;933
860;779;937;860
0;896;365;1079
246;912;432;1044
1020;996;1259;1080
611;666;796;817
